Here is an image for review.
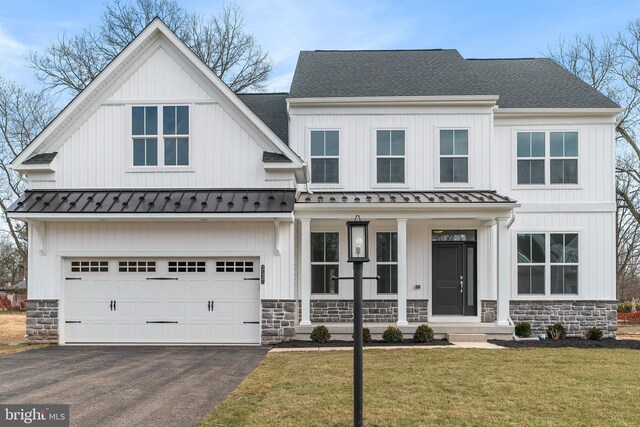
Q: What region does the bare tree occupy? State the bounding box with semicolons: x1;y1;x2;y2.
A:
0;237;25;286
29;0;271;95
547;19;640;299
0;76;55;260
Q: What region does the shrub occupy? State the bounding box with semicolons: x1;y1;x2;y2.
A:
583;327;603;340
547;323;567;340
352;327;372;343
618;301;633;313
382;326;404;343
413;324;434;342
310;325;331;343
515;322;532;338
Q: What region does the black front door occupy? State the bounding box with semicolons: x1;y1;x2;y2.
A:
432;242;477;316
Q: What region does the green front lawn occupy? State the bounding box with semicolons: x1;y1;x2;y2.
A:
202;348;639;426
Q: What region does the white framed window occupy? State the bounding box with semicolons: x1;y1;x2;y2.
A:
517;132;545;185
311;232;339;294
170;260;206;273
517;234;545;294
215;261;253;273
163;106;189;166
118;261;156;273
550;132;578;184
132;106;158;166
70;260;109;273
376;232;397;294
517;232;579;295
376;130;405;183
131;105;190;167
310;130;339;184
515;131;578;186
439;129;468;183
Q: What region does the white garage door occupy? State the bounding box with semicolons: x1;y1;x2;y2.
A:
64;258;261;344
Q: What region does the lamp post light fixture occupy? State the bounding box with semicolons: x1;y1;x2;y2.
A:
346;215;369;427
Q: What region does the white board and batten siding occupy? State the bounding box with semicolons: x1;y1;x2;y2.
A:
29;39;294;190
28;221;295;302
288;106;494;191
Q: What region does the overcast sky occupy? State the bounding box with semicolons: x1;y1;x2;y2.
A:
1;0;638;93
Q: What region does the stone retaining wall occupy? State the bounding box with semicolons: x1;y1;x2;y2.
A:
261;300;296;345
25;299;59;344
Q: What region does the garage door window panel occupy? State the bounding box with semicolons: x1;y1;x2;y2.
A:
70;260;109;273
169;261;206;273
118;261;156;273
215;261;254;273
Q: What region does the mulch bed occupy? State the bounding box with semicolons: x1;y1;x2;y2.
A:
273;339;452;348
490;338;640;349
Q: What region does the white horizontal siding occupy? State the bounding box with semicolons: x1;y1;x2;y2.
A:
28;221;294;300
289;110;493;191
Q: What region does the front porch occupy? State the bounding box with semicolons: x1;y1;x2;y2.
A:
295;190;519;336
295;322;514;341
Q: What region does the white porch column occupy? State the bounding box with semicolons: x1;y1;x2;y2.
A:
397;219;408;326
300;218;312;326
496;217;510;326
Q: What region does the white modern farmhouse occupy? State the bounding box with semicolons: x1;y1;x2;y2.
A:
9;19;620;345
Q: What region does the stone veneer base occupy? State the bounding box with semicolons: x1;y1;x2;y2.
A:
261;299;297;345
299;300;429;324
482;300;617;338
26;299;59;344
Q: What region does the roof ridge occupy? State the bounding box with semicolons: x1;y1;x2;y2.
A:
310;48;451;53
238;92;289;95
467;57;542;61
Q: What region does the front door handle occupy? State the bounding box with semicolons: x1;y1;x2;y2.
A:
459;280;463;293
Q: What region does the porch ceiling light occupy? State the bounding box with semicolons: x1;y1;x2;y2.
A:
346;215;370;263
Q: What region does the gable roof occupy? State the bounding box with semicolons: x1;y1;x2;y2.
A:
288;49;619;109
289;49;487;98
238;93;289;144
11;18;301;169
466;58;619;108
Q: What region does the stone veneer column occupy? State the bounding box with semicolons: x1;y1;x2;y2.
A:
261;300;297;344
25;299;59;344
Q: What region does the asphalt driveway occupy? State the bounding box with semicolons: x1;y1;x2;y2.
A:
0;346;268;426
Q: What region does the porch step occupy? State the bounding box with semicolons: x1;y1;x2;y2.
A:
446;333;488;343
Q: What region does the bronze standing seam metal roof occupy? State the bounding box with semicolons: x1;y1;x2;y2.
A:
9;189;295;214
297;191;516;204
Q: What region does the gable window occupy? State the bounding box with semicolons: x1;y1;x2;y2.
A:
439;129;468;183
376;232;398;294
550;132;578;184
516;131;578;185
132;106;158;166
163;106;189;166
376;130;405;183
310;130;339;184
517;232;579;295
517;132;545;184
311;232;339;294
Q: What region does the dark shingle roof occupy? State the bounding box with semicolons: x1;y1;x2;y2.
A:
467;58;619;108
288;50;619;109
237;93;289;143
262;152;292;163
289;50;487;98
24;152;57;164
10;189;295;214
297;190;516;204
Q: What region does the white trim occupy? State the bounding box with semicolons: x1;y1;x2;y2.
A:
287;95;500;107
494;107;622;118
396;219;408;326
300;218;311;325
8;212;294;222
516;203;615;213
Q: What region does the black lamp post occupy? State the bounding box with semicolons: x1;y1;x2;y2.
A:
346;216;369;427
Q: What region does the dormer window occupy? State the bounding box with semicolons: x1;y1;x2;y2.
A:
132;105;189;167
